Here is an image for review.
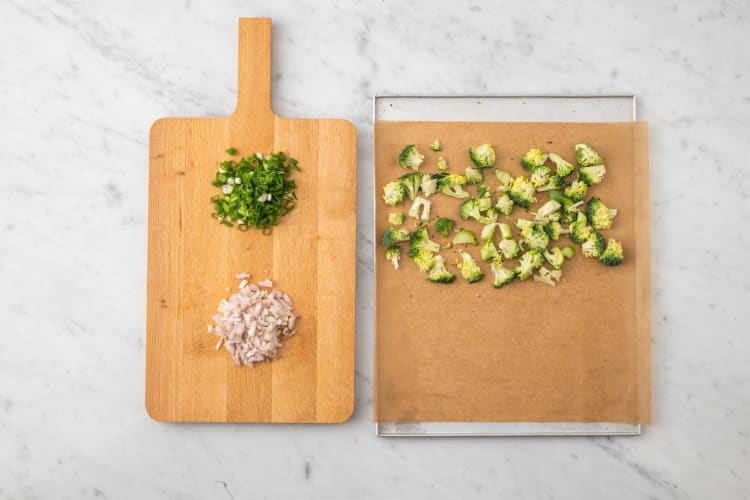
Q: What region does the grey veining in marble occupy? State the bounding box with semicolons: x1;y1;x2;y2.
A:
0;0;749;498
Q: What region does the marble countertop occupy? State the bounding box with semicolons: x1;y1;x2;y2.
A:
1;0;748;498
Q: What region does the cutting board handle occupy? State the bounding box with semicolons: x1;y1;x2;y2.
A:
234;18;273;117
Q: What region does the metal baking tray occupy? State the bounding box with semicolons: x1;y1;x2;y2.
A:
372;94;640;437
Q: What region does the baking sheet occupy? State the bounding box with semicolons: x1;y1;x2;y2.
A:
373;95;650;436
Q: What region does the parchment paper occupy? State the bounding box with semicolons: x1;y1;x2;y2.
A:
374;121;651;423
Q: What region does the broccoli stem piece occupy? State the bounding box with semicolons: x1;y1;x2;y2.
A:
408;196;431;221
452;228;478;246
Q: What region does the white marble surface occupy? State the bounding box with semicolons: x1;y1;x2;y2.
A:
1;0;749;498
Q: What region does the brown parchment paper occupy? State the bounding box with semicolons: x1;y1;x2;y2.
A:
374;121;651;424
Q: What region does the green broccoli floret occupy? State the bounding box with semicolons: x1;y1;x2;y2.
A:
515;250;544;280
579;164;607;186
491;260;516;288
409;225;441;253
599;238;624;266
380;226;410;246
456;249;484;283
427;255;455;283
435;173;470;198
581;231;606;258
568;211;593;244
586;197;618;230
575;143;604;167
458;198;498;224
385;245;401;270
495;194;514;216
480;239;501;262
533;266;562;286
536;174;566;192
408;247;436;272
399;144;424;170
382;181;405;206
515;218;535;237
530;165;553;189
434;217;455;238
521;148;548;171
476;185;493;209
399;172;423;201
452;228;478;246
564;179;589;202
494;169;513;192
523;224;550;251
420;173;438;197
532;200;562;222
508;176;537;208
437;156;448;171
408;196;431;221
468;143;496;168
562;246;576;259
498;238;521;259
465;167;484;184
549;190;584;215
544;221;567;241
543;247;565;270
388;212;405;225
548;153;575;177
430;139;442;152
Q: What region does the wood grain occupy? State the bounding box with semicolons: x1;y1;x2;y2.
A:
146;18;356;423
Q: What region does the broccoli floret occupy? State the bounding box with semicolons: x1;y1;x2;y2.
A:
458;198;498;224
437;156;448;171
575;143;604;167
549;190;584;215
408;247;436;272
498;238;521;259
548;153;575;177
568;211;593;244
452;228;478;246
562;246;576;259
544;221;567;241
599;238;624;266
579;164;607;186
465;167;484;184
491;261;516;288
456;249;484;283
498;223;513;240
523;224;550;251
480;223;500;242
543;247;565;270
515;250;544;280
495;193;514;216
434;217;455;238
468;143;496;168
532;200;562;222
408;196;431;221
430;139;442;152
476;185;493;209
521;148;548;171
536;174;566;192
494;169;513;192
480;239;501;262
435;173;470;198
581;231;606;258
382;181;405;206
399;144;425;170
399;172;423;201
420;173;438;197
515;218;535;237
530;165;553;189
380;226;410;246
427;255;455;283
586;197;618;230
564;179;589;202
533;266;562;286
409;225;441;253
385;245;401;270
388;212;405;225
508;176;537;208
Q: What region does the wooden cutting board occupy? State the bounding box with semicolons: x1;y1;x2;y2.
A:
146;18;357;423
